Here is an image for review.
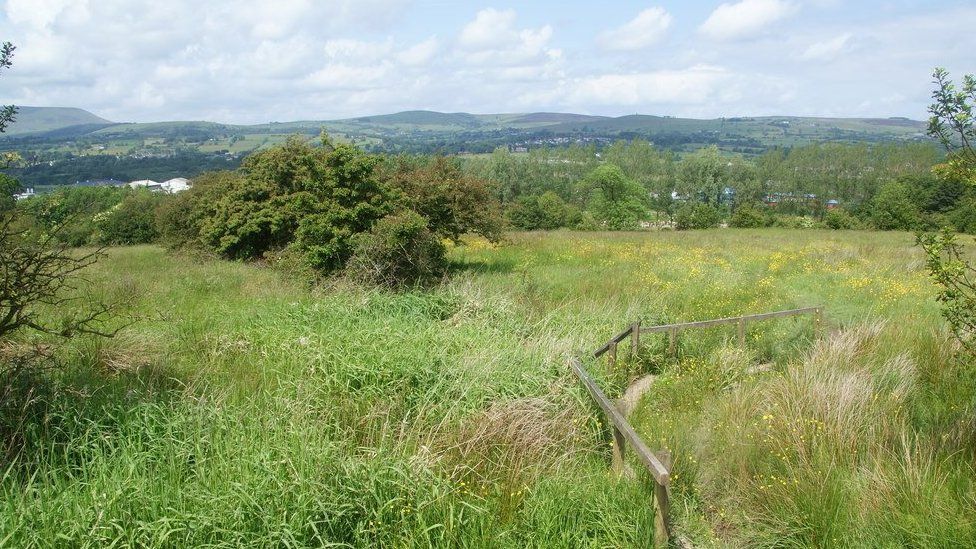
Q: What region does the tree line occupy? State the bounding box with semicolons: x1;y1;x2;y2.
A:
462;139;967;232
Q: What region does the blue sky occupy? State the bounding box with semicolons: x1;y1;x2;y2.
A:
0;0;972;123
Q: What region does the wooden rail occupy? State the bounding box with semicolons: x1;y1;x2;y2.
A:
571;357;672;547
573;306;825;547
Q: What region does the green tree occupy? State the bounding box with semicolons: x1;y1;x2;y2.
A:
675;202;721;230
872;180;921;231
918;69;976;357
383;156;502;242
929;68;976;184
583;164;649;230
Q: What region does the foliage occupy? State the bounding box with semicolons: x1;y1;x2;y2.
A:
0;42;14;134
188;136;391;272
16;186;125;246
583;164;649;230
729;203;771;228
96;190;163;245
0;216;115;341
929;68;976;184
346;209;448;289
871;180;922;231
824;207;860;230
382;155;502;242
507;191;579;231
0;172;19;212
918;230;976;352
675;202;721;230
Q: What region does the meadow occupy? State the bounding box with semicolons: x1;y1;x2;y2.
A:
1;229;974;547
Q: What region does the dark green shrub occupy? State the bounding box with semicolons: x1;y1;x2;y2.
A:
506;191;571;231
97;190;163;245
824;208;859;230
675;202;721;230
950;201;976;234
346;210;448;289
872;180;922;231
383;156;502;241
729;203;771;228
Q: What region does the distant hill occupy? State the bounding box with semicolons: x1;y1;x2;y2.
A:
0;107;932;166
5;106;114;135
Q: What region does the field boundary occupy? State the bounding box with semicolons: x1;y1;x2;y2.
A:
571;306;824;548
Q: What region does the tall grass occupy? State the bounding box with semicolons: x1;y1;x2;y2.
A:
2;229;974;547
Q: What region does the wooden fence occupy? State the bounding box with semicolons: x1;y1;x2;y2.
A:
571;306;824;547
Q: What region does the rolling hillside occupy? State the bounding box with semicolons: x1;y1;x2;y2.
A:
5;106;114;135
0;106;933;189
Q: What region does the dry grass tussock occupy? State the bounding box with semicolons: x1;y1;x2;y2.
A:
431;393;595;486
689;322;975;544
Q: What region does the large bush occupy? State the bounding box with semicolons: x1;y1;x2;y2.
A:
97;190;163;245
383;156;502;241
168;136;391;272
346;210;447;288
674;202;721;230
872;180;922;231
824;207;860;230
507;191;578;231
17;186;126;246
729;203;771;228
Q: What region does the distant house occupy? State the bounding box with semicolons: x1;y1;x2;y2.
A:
128;177;191;194
129;179;162;192
160;177;191;194
826;199;840;210
13;187;35;201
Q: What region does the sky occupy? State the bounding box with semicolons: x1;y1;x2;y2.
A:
0;0;972;124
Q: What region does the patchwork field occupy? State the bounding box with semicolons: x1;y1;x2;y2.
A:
2;229;973;547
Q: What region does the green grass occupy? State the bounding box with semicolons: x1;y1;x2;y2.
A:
2;229;975;547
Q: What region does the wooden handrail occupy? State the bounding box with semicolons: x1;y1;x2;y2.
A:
570;357;670;484
592;325;635;358
573;306;825;547
639;306;822;334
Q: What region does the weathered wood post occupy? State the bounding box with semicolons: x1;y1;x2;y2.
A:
608;341;618;370
611;425;626;474
668;328;677;357
654;449;673;548
737;317;746;347
631;321;641;359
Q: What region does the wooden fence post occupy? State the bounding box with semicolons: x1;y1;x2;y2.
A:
668;328;677;358
653;449;673;548
608;341;617;370
737;317;746;347
631;321;641;359
611;425;626;475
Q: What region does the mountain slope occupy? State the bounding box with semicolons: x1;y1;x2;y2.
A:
5;106;114;135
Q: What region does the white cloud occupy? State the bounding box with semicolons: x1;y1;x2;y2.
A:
699;0;795;41
598;7;673;51
800;32;853;61
566;65;732;106
398;37;439;66
459;8;518;50
0;0;972;122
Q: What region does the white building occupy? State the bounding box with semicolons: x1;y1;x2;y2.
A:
128;179;160;191
160;177;191;194
128;178;192;194
13;187;35;201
